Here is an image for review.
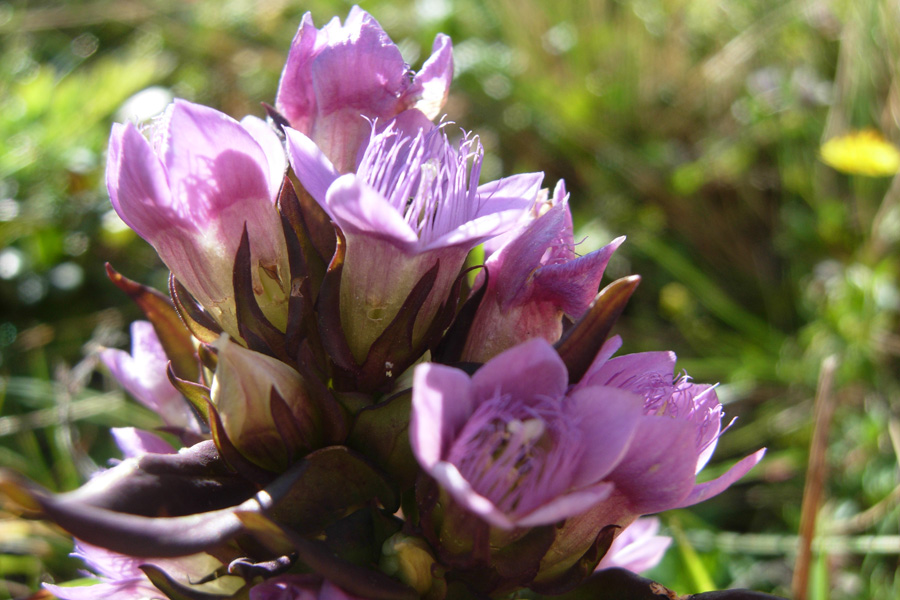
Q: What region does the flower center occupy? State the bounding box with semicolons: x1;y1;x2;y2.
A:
357;123;483;245
446;393;582;518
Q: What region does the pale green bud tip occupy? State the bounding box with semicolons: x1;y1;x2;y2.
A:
380;533;436;595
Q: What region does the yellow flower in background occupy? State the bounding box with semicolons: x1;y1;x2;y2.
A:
820;129;900;177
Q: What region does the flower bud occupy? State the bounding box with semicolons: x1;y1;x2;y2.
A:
210;336;321;469
380;533;437;595
462;181;623;363
287;119;543;364
276;7;453;172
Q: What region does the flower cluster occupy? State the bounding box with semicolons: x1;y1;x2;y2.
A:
2;7;770;600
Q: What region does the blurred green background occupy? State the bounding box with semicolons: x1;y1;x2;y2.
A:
1;0;898;598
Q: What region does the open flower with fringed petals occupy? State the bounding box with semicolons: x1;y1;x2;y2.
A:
287;115;543;363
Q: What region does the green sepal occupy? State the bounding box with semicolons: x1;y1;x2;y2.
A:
170;275;223;344
278;524;418;600
106;263;199;381
356;260;439;392
167;363;211;424
266;446;398;535
232;225;289;361
347;390;417;491
528;524;618;595
206;400;279;486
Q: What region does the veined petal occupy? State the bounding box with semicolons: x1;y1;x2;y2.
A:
579;335;625;387
516;482;614;527
411;363;475;469
595;517;671;574
309;10;409;119
532;236;624;316
326;175;418;245
163;100;273;224
471;338;569;404
99;321;195;430
431;462;516;530
607;416;698;514
107;123;173;237
489;203;569;306
240;114;287;200
44;579;157;600
424;207;534;252
581;350;677;390
275;12;320;132
475;172;544;216
565;386;643;488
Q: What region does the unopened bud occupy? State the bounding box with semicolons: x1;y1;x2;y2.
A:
380;533;436;595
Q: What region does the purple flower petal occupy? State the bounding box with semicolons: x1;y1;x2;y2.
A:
163;100;273;223
407;34;454;120
424;207;534;252
581;350;677;390
276;7;451;174
285;127;340;206
325;175;418;245
430;462;516;530
471;338;568;405
308;11;408;120
596;517;671;574
410;363;475;468
240;114;288;200
44;579;158;600
490;203;570;306
532;236;624;316
607;416;699;514
516;481;614;527
578;335;624;387
107;100;290;338
72;540;145;581
275;12;319;133
100;321;196;430
674;448;766;508
565;386;643;488
475;172;544;217
107;123;172;237
110;428;176;458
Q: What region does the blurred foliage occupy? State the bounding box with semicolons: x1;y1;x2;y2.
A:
1;0;899;599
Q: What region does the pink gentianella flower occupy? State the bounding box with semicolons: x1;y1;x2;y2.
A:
575;335;766;525
275;5;453;173
107;99;290;339
595;517;671;574
462;180;624;362
410;338;644;529
286;116;543;363
411;337;764;532
100;321;199;432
